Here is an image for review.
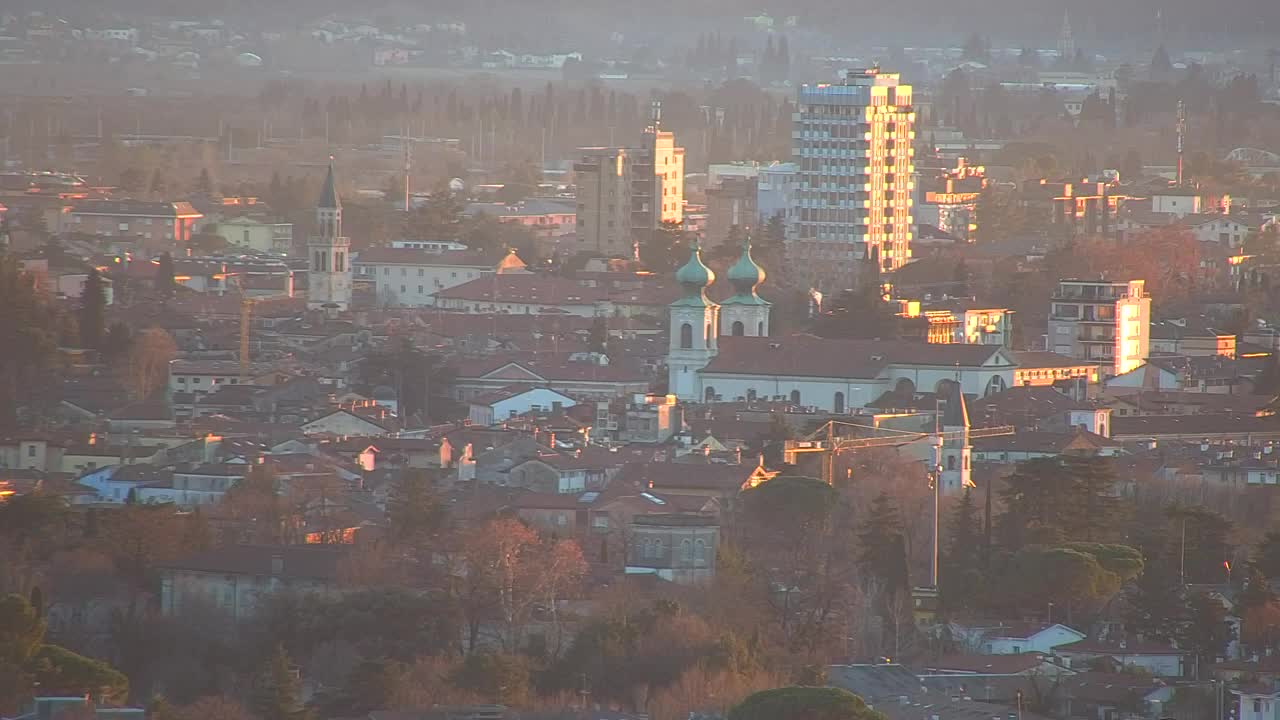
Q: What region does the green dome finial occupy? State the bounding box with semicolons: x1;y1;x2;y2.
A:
675;241;715;294
727;238;765;297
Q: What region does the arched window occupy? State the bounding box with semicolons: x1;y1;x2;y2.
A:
680;323;693;349
947;456;957;471
694;539;707;564
790;390;801;404
705;386;717;402
653;538;664;559
705;323;712;344
681;539;693;561
986;375;1007;396
834;392;845;414
731;320;745;336
758;321;765;336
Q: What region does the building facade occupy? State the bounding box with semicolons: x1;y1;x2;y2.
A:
1047;279;1151;376
68;200;202;244
353;247;526;307
214;216;294;254
574;114;685;256
791;68;915;289
307;163;352;312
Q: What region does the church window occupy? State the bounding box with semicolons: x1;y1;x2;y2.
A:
705;387;716;402
680;323;693;349
731;321;745;336
681;539;693;561
947;456;956;471
747;389;757;401
790;390;801;404
834;392;845;414
758;321;765;335
705;323;712;344
695;539;707;563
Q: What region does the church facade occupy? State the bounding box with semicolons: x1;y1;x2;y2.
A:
665;243;1018;413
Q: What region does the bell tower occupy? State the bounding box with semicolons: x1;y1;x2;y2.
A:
667;243;719;401
307;159;352;314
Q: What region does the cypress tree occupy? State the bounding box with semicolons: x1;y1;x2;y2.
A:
79;268;106;350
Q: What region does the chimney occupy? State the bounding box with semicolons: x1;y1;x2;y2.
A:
87;432;97;446
270;552;284;576
439;437;453;468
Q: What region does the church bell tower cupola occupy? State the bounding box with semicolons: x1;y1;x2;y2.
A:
667;242;720;401
720;238;772;338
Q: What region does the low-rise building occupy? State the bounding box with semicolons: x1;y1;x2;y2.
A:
68;200;202;244
624;513;718;585
213;216;294;254
467;386;577;427
157;544;349;619
354;247;527;307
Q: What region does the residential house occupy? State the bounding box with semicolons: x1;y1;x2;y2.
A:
964;622;1087;655
451;354;652;403
1055;638;1186;677
213;216;294;254
971;429;1121;463
168;360;250;396
1055;672;1176;720
921;653;1071;676
1012;351;1102;388
1234;683;1280;720
299;406;400;437
0;435;67;472
468;386;577;427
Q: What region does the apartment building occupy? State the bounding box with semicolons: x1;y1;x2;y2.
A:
574;114;685;256
791;68;915;289
1047;279;1151;376
68;200;202;243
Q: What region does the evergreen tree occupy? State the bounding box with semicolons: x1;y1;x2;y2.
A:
78;268;106;351
941;489;985;611
1239;566;1276;612
1169;505;1233;584
387;468;446;546
155;252;176;297
252;644;308;720
858;492;910;596
1124;555;1186;644
1150;45;1173;77
1062;456;1119;542
1257;530;1280;578
587;316;609;354
1180;593;1236;674
194;167;215;195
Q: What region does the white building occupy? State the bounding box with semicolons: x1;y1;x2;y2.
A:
307;162;352;313
354;247;526;307
978;623;1086;654
168;360;245;396
214;216;293;254
468;385;577;427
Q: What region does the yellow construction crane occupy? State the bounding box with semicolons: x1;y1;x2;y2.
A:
784;419;1015;486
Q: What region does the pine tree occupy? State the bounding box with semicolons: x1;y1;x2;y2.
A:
194;167;214;195
1239;566;1276;612
387;468;446;545
1150;45;1173;77
941;489;984;611
858;492;910;596
1124;555;1186;643
252;644;308;720
79;268;106;351
155;252;176;297
588;316;609;354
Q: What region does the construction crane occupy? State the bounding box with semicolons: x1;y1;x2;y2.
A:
784;419;1015;485
783;416;1015;591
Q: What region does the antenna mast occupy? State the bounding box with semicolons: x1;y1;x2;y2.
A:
403;127;412;212
1176;100;1186;186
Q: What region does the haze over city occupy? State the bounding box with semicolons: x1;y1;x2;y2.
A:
2;2;1280;720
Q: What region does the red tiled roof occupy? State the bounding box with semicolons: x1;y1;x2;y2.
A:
702;334;1010;379
355;247;495;267
435;274;609;305
923;653;1048;674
